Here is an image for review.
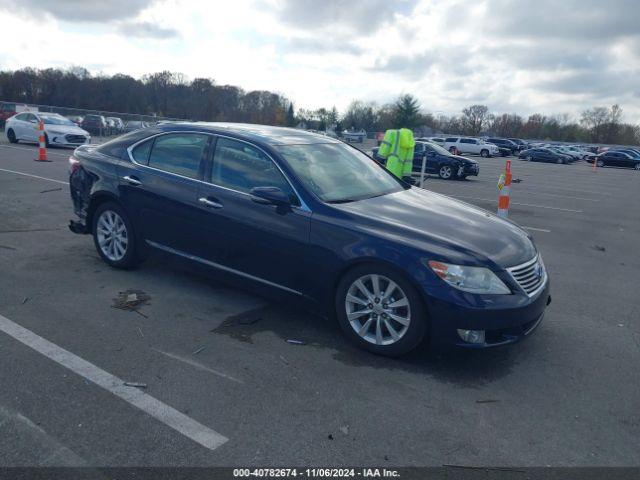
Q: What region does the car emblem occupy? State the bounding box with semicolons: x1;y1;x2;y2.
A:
533;263;543;279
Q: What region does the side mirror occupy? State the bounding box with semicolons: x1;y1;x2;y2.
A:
250;186;290;206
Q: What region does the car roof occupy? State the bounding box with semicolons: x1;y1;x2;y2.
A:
156;122;342;146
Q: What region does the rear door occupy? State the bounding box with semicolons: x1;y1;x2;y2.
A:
193;136;312;294
117;132;211;253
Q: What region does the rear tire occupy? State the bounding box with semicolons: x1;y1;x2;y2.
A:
92;201;140;269
634;163;640;171
335;264;427;357
480;149;489;158
7;129;17;143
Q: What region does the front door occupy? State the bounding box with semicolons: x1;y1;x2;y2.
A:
194;136;311;294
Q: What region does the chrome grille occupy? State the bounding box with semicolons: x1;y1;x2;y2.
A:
65;134;87;144
507;255;546;297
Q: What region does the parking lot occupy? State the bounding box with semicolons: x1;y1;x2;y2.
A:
1;138;639;467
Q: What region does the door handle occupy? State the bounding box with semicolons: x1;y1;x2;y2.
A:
198;197;223;209
123;175;142;186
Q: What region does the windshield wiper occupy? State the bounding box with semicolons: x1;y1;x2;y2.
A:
327;198;358;204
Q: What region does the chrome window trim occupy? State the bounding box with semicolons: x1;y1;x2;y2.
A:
506;254;548;298
126;130;311;213
146;240;303;296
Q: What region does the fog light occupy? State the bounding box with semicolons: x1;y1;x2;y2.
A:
457;329;485;344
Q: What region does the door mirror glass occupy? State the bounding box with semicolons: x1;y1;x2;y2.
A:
250;186;291;206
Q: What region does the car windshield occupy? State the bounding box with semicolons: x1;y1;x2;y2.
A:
276;143;404;203
423;141;452;156
40;114;74;126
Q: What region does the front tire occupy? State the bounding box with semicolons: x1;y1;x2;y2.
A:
92;202;139;269
335;265;427;356
596;160;604;167
438;164;453;180
7;129;17;143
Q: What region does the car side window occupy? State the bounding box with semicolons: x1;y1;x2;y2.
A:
445;137;457;142
211;137;299;205
131;139;154;165
147;133;209;179
460;138;473;144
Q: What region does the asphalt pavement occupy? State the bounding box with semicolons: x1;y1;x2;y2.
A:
1;139;639;467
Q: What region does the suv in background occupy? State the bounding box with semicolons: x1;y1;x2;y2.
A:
444;137;500;157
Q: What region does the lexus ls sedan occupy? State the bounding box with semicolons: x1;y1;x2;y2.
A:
69;123;550;356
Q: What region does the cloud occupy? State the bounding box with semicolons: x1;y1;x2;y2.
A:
0;0;158;22
535;70;640;99
274;0;418;34
118;21;179;39
484;0;640;41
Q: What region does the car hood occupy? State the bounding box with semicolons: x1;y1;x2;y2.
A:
331;187;536;269
45;124;90;135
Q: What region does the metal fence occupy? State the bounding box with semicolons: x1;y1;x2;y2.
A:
0;100;188;143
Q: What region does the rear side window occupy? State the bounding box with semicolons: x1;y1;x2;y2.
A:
147;133;209;179
211;137;298;204
445;137;458;142
460;138;474;144
131;139;153;164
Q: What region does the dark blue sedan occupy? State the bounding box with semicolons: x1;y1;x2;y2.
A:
69;123;550;356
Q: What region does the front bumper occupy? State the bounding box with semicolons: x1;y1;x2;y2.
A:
424;279;551;349
50;133;91;147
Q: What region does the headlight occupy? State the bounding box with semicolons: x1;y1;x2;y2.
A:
427;260;511;294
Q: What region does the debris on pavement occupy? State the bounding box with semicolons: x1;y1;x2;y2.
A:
286;339;306;345
339;425;350;435
137;327;144;338
327;434;334;440
21;297;29;305
279;355;289;365
0;244;17;251
592;245;606;252
112;289;151;315
476;399;500;404
512;178;523;183
40;187;63;194
192;346;206;355
123;382;147;389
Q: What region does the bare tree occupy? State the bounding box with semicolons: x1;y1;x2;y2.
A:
461;105;490;135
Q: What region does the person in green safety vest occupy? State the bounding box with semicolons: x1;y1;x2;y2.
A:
376;128;415;183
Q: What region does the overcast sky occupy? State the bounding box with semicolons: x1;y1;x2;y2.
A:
1;0;639;121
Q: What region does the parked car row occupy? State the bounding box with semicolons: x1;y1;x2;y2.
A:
372;140;479;180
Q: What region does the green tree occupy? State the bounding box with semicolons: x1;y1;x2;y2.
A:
393;94;421;128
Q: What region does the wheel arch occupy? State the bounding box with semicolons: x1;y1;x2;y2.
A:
330;257;432;323
86;191;122;233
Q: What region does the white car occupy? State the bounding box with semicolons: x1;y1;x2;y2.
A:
444;136;500;157
5;112;91;147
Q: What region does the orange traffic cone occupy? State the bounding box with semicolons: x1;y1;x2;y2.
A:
34;121;51;162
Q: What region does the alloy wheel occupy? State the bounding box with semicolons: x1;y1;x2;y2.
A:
344;274;411;346
96;210;128;261
439;165;452;179
635;163;640;170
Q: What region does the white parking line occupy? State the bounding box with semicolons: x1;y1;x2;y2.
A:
451;195;583;213
522;226;551;233
0;168;69;185
151;348;244;384
0;313;229;451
